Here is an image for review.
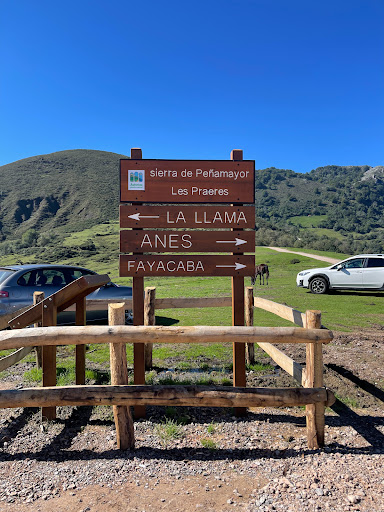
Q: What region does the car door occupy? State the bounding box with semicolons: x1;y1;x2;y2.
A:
331;258;365;288
362;257;384;289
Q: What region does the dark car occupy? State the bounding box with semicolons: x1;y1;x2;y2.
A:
0;264;133;324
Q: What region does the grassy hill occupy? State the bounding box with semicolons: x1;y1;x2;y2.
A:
0;150;383;256
0;149;128;239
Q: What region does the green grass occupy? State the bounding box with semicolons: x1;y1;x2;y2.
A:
200;438;217;450
3;245;384;390
289;215;328;228
252;247;384;331
154;418;184;445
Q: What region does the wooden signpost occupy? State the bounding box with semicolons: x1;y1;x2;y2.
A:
120;159;255;203
120;148;255;417
120;205;255;229
120;230;255;254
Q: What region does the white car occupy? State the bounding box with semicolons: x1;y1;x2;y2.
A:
296;254;384;294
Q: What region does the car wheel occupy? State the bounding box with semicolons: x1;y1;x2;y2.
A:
309;277;328;294
125;310;133;325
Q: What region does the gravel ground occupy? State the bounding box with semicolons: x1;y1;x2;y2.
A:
0;328;383;512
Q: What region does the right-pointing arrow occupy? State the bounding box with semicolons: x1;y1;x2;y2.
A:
216;263;247;270
216;238;247;246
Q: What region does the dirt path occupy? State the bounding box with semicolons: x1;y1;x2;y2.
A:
266;247;339;264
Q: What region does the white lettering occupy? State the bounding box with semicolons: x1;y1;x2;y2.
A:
141;234;152;248
237;211;247;223
196;261;204;271
224;212;236;224
181;234;192;249
176;211;186;223
177;260;186;271
212;212;222;223
167;260;176;271
168;234;178;249
154;234;167;249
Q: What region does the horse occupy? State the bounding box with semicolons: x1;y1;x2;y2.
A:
251;264;269;285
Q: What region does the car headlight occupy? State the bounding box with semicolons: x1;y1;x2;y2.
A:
298;271;311;276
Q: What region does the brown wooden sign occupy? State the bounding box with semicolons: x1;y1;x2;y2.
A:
120;205;255;229
120;159;255;203
120;255;255;277
120;230;255;253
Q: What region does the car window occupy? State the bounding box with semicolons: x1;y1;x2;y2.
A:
344;258;364;269
0;270;14;284
18;269;67;286
67;269;94;281
366;258;384;268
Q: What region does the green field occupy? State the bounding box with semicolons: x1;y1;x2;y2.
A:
1;243;383;385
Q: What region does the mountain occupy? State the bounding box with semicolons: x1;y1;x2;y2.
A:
0;149;128;239
0;150;383;254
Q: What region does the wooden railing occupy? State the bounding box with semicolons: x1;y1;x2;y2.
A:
0;284;334;451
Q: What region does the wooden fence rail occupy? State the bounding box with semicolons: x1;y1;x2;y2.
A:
0;325;332;351
0;385;334;409
0;286;333;451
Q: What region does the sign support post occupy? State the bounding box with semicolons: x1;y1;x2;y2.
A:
231;149;246;416
131;147;146;419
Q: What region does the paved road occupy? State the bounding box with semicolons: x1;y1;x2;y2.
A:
266;246;339;264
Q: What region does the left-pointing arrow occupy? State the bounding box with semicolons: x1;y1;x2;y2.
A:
216;238;247;246
128;213;160;221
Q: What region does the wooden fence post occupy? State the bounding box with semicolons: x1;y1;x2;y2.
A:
33;291;44;369
245;287;255;365
42;298;57;421
144;287;156;370
75;297;86;385
108;303;135;450
305;310;325;449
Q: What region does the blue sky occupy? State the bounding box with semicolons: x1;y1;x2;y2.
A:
1;0;383;172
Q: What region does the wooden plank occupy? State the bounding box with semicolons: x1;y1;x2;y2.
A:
245;287;255;365
258;342;304;385
75;297;86;385
120;229;255;253
66;296;232;311
154;296;232;309
120;159;255;203
253;297;305;327
305;310;325;449
0;385;335;409
120;254;255;277
9;274;110;329
108;303;135;450
0;325;334;351
33;292;44;368
0;346;33;372
120;204;256;229
42;298;57;421
0;306;30;331
144;287;156;370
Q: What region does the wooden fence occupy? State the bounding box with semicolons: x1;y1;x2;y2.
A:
0;285;334;452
